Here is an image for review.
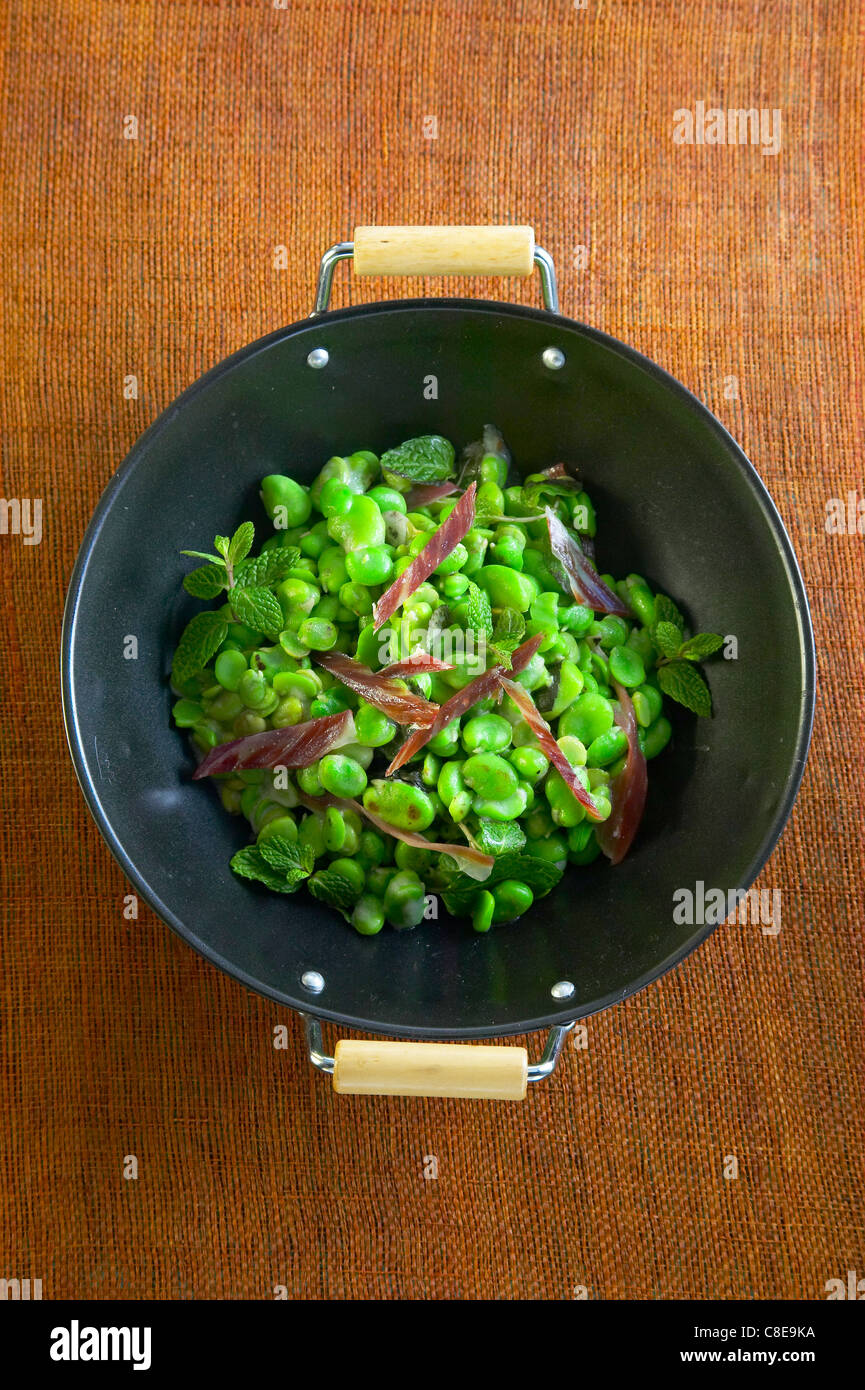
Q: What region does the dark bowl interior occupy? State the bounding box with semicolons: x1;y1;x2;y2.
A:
62;301;814;1038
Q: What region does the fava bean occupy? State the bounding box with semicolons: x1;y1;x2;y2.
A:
363;779;435;832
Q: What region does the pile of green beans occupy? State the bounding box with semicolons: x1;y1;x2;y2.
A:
172;442;676;935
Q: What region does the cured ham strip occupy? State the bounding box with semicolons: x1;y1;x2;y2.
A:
377;653;454;679
299;793;494;882
385;633;544;775
372;483;477;631
193;710;356;779
498;678;599;815
545;507;631;617
595;681;648;865
313;651;439;728
405;481;459;509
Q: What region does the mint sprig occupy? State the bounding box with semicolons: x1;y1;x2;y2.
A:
464;580;493;642
381;434;455;485
229;584;283;638
648;600;723;718
657;661;713;717
231;838;314;893
308;865;360;918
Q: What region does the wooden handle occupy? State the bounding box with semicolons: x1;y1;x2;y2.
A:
353;225;535;278
332;1040;528;1100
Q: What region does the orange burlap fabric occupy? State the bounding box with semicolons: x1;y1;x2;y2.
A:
1;0;862;1299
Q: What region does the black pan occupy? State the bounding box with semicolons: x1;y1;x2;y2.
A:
61;228;815;1066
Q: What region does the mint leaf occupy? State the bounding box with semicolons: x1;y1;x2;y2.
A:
228;521;255;567
679;632;724;660
230;584;283;638
234;546;301;589
441;850;562;916
473;819;526;856
180;549;223;564
183;563;228;599
171;611;228;685
493;608;525;644
464;581;493;641
653;621;683;660
230;845;308;893
214;535;231;561
257;836;314;885
381;434;455;484
657;660;712;716
308;866;359;917
654;594;685;630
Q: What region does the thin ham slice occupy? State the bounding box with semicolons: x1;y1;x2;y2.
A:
193;710;356;779
385;633;544;775
299;793;494;881
372;483;477;631
377;653;454;679
313;651;438;728
595;680;648;865
498;678;599;815
545;507;631;616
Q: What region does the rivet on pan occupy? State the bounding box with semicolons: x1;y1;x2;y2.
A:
541;346;566;370
307;347;330;369
301;970;325;993
551;980;575;999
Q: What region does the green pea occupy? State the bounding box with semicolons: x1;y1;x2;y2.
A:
548;658;585;718
472;786;528;821
557;734;587;766
441;572;470;600
384;870;426;929
310;688;352;717
226;620;265;649
318;479;354;520
525;833;568;871
297;812;326;857
433;541;468;575
346;544;394;586
476;564;539;612
257;814;298;846
508;746;549;783
270;696;304;727
639;714;672;760
471;890;495;933
352;894;385;936
635;682;664;725
233;711;267;737
524;806;556;839
213;649;247;692
296;763;324;796
354;701;396;747
355;621;383;667
461;714;512;754
544;768;588;827
512;651;549;694
558;691;615;744
367;485;407;514
317;546;350;593
367;866;399;898
566;822;595;855
276;576;319;621
318;753;367;798
363;780;435;832
462;753;518;801
609;644;646;688
357;831;386;868
492;880;534;923
173;698;203;728
298;617;338;651
427;720;461;756
461;529;489;575
326;857;366;895
586;726;629;767
596;615;629;651
328;494;386;550
260;474;312;528
625;575;656;627
299;519;331;560
310;594;339;623
272;670;321;700
339;581;373;617
559;603;594;636
238;668;271;710
437;759;465;806
205;690;244;723
394;843;433;874
421;752;441;787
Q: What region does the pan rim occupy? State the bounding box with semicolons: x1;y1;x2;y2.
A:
61;296;816;1040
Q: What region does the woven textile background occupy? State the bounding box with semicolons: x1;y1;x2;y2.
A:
2;0;863;1301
